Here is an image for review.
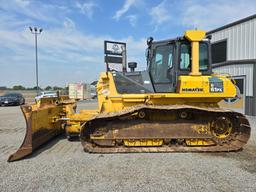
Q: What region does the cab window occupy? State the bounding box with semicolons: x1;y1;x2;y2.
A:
199;43;209;70
179;42;209;70
180;44;190;70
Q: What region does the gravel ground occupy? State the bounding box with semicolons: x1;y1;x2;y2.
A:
0;100;256;192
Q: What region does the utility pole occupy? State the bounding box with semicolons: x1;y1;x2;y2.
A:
29;27;43;96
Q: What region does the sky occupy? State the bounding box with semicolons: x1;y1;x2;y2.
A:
0;0;255;88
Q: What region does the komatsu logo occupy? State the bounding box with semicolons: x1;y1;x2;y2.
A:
182;88;203;92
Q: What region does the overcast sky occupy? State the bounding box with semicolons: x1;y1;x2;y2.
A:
0;0;255;88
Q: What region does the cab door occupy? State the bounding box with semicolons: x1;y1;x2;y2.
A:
149;43;176;92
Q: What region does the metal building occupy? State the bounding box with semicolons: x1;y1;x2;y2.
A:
207;14;256;116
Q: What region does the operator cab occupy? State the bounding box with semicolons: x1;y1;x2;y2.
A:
104;31;212;94
147;37;212;92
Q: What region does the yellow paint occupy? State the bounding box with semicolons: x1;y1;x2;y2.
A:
211;118;232;139
190;41;201;76
124;139;163;146
24;96;76;140
184;30;206;41
185;139;215;146
52;70;237;136
65;122;81;134
90;136;105;140
184;30;206;76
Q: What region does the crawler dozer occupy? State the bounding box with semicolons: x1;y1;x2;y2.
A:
8;30;251;162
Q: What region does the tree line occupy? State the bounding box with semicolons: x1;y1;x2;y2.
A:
0;85;66;91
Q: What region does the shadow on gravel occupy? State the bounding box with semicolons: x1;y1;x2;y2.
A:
23;135;79;160
201;145;256;174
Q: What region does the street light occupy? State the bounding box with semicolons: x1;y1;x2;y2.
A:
29;26;43;96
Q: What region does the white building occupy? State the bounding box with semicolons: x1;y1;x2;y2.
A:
207;14;256;116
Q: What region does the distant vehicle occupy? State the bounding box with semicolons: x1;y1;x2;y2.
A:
91;93;97;99
35;91;57;102
0;93;25;106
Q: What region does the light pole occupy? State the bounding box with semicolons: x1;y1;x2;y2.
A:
29;26;43;96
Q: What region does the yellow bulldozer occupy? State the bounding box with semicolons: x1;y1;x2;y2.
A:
8;30;251;162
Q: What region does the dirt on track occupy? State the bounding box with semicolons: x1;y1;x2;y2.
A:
0;100;256;192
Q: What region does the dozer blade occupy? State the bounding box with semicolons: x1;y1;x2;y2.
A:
8;97;75;162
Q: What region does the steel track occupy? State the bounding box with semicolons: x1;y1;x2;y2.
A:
80;105;251;153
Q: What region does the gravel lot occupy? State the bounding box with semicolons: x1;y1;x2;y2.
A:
0;100;256;192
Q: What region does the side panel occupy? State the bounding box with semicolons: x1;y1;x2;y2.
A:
96;72;237;113
178;75;236;98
